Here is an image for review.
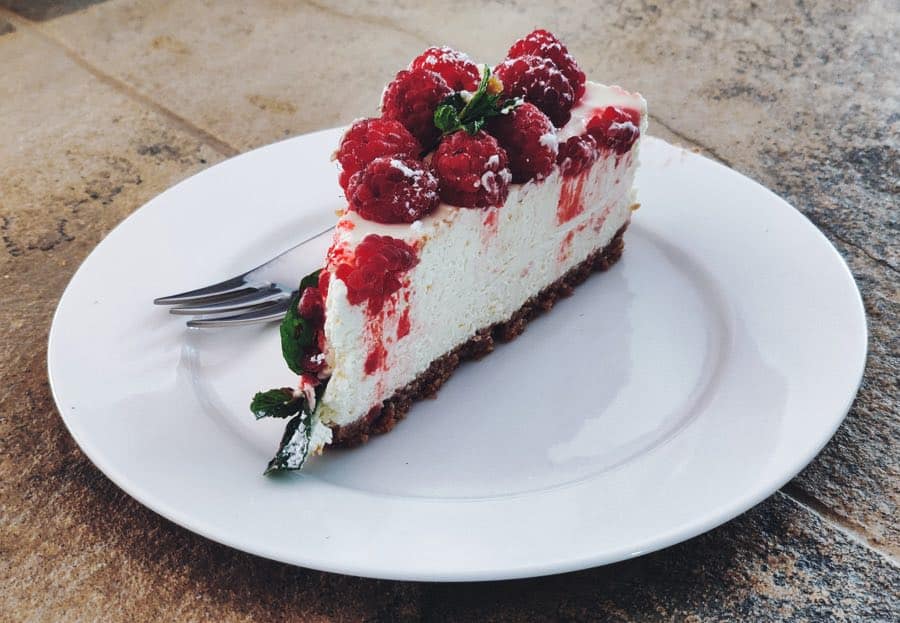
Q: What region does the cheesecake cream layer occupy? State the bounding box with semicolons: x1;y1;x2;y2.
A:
319;83;647;428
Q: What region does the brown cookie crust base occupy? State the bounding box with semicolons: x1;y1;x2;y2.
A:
329;223;629;447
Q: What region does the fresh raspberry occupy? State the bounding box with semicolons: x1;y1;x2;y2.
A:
432;131;511;208
557;134;598;177
493;55;574;127
347;157;439;224
297;286;324;321
507;29;586;102
300;350;327;375
334;234;419;308
586;106;641;154
409;46;481;91
381;68;453;147
487;103;558;183
336;118;421;193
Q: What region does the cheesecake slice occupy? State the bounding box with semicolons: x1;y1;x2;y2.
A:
251;31;647;473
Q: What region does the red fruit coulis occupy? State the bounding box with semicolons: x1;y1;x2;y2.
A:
327;234;419;376
397;307;411;340
557;169;589;224
396;290;412;339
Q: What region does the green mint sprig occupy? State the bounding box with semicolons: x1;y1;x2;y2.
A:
255;380;327;475
433;67;521;137
251;387;303;420
279;269;322;375
250;268;331;475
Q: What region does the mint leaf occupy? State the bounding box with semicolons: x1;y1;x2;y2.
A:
434;104;461;133
462;119;484;134
432;67;521;140
254;268;331;475
263;382;328;475
250;387;300;420
279;269;321;374
264;411;313;474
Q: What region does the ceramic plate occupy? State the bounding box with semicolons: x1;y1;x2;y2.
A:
48;131;866;581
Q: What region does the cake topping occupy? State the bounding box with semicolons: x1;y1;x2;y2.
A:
507;29;586;102
557;134;598;177
587;106;642;155
410;46;481;91
336;118;421;193
493;55;574;127
432;66;520;138
487;102;558;183
381;68;453;146
346;156;439;224
432;130;511;208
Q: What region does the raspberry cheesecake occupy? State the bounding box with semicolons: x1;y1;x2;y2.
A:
251;30;647;473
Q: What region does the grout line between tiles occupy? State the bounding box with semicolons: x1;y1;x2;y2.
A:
649;115;735;168
0;7;240;158
779;487;900;568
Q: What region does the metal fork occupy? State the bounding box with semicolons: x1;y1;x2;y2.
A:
154;226;334;327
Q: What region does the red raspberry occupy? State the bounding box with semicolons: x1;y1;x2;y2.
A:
432;131;511;208
347;157;439;224
410;46;481;91
507;29;586;102
487;103;558;183
586;106;641;154
557;134;598;177
301;350;327;375
493;55;574;127
335;234;419;308
381;68;453;147
297;286;325;321
336;118;421;193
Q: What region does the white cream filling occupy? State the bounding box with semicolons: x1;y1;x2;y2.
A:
318;81;648;428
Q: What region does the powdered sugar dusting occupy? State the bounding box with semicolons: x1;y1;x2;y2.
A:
390;158;424;179
539;131;559;152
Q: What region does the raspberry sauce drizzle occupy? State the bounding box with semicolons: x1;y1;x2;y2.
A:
327;234;419;376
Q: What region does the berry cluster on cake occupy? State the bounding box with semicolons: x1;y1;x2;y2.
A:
251;30;647;474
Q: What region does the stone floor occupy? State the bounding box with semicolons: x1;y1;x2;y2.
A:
1;1;897;621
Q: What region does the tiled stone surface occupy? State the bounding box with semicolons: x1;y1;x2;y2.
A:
0;0;107;21
0;19;223;621
1;0;898;621
33;0;434;151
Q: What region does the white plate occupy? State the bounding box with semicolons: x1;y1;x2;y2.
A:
48;131;866;581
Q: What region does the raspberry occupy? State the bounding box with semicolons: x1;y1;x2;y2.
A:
301;350;327;375
432;131;511;208
586;106;641;154
381;68;453;147
347;157;439;224
557;134;598;177
297;286;325;321
334;234;419;308
336;118;421;193
493;55;574;127
409;46;481;91
507;29;586;102
487;103;558;183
